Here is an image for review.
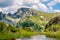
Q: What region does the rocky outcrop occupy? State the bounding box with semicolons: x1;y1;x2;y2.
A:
45;15;60;29
13;8;37;18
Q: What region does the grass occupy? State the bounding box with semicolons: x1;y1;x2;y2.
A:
42;23;60;39
44;30;60;39
0;28;38;40
0;10;60;40
0;26;60;40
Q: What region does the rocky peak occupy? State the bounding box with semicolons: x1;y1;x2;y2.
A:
0;8;38;26
13;8;37;18
7;12;12;16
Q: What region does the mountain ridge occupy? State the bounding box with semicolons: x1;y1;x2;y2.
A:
0;8;38;26
0;7;60;27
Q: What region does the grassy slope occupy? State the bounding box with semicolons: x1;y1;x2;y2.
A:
0;9;60;39
30;9;60;39
20;9;58;29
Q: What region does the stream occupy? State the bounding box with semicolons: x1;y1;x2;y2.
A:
16;35;59;40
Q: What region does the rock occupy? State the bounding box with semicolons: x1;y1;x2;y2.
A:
40;16;44;19
45;15;60;29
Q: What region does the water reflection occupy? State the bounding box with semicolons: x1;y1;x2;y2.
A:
16;35;58;40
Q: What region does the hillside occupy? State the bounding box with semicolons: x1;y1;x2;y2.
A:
0;7;60;31
45;15;60;31
0;8;60;39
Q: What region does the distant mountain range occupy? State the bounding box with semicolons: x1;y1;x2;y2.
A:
0;8;37;26
0;7;60;28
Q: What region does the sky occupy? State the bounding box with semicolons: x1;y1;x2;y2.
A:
0;0;60;14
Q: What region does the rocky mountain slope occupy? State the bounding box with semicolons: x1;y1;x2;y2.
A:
0;7;60;27
45;15;60;29
0;8;37;25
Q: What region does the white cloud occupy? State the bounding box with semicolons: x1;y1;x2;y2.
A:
23;0;40;4
30;2;49;12
0;8;2;12
53;10;60;12
31;5;38;9
47;0;60;13
54;0;60;3
0;5;32;14
0;0;49;13
13;0;23;6
40;0;49;2
2;6;21;14
1;0;59;13
47;0;60;6
37;3;48;11
47;1;56;6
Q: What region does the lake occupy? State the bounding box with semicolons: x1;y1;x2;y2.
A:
16;35;59;40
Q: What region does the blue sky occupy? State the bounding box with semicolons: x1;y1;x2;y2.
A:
0;0;60;14
53;3;60;10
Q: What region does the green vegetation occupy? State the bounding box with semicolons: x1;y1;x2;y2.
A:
18;16;43;31
20;20;34;27
0;28;38;40
0;22;39;40
0;10;60;40
44;24;60;39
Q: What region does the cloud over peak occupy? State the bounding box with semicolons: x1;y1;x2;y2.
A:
0;0;60;13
